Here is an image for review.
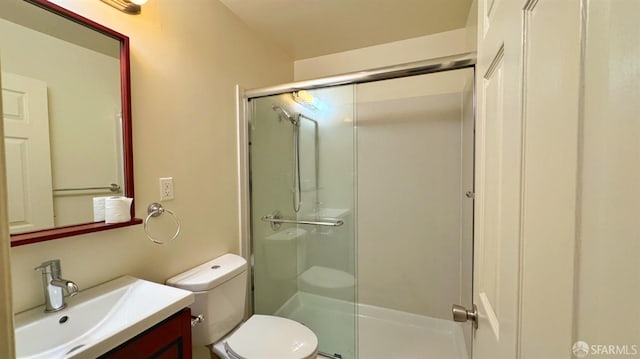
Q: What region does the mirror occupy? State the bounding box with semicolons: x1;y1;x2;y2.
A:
0;0;140;246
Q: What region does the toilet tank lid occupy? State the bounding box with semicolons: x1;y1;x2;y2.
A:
166;254;247;292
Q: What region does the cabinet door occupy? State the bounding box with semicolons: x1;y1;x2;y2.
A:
101;308;193;359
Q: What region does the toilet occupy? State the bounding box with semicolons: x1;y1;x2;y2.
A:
166;253;318;359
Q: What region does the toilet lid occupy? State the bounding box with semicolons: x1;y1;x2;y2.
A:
225;315;318;359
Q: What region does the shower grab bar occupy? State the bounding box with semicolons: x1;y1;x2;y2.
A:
52;183;121;192
261;215;343;227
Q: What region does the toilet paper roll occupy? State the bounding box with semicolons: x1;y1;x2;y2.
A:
105;196;133;224
92;196;109;222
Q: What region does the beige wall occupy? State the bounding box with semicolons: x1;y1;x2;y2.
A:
465;0;478;51
293;28;473;81
8;0;292;318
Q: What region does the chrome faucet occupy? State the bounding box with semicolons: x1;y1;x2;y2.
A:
34;259;79;312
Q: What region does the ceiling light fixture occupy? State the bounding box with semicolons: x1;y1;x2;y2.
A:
100;0;147;15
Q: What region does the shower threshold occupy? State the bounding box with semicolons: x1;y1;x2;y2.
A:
276;291;469;359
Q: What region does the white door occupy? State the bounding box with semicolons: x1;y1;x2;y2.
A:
2;72;55;234
473;0;525;356
516;0;582;357
473;0;582;358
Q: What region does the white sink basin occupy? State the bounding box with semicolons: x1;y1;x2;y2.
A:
14;275;194;359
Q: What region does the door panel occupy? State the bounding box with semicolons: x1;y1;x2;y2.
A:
474;0;583;357
478;47;505;339
576;0;640;349
2;72;54;234
519;0;581;357
474;0;524;357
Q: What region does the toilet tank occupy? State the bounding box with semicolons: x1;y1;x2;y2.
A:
166;253;248;346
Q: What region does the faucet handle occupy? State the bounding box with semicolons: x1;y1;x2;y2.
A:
34;259;61;274
66;281;79;296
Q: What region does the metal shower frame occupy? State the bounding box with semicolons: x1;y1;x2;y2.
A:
235;52;477;344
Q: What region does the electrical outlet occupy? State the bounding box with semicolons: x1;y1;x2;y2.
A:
159;177;174;201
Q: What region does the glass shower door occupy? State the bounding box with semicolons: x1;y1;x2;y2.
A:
354;68;474;358
249;85;356;359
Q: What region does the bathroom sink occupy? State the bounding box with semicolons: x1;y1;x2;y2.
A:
14;275;194;359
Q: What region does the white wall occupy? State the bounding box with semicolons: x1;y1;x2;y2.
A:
294;28;473;81
0;18;121;227
296;86;356;277
7;0;292;315
575;0;640;348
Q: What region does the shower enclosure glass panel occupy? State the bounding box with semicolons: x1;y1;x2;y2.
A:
248;66;474;359
355;68;474;359
250;85;356;359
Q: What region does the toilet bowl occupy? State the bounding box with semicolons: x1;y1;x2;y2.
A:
166;253;318;359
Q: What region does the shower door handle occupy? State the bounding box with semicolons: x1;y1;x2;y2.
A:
452;304;478;329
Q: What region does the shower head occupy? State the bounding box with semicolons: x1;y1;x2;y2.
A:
272;105;298;125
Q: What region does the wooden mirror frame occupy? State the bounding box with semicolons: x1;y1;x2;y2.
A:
10;0;141;247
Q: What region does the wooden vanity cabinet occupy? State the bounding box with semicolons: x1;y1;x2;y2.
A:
100;308;192;359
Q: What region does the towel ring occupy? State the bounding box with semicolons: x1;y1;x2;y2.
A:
144;203;181;244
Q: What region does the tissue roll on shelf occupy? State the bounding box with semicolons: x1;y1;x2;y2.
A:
105;196;133;223
93;196;108;222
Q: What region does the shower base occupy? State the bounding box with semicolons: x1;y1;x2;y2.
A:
276;292;469;359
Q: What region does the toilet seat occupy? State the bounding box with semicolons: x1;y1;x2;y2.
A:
223;315;318;359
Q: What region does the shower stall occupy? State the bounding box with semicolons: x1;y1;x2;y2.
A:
241;55;475;359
